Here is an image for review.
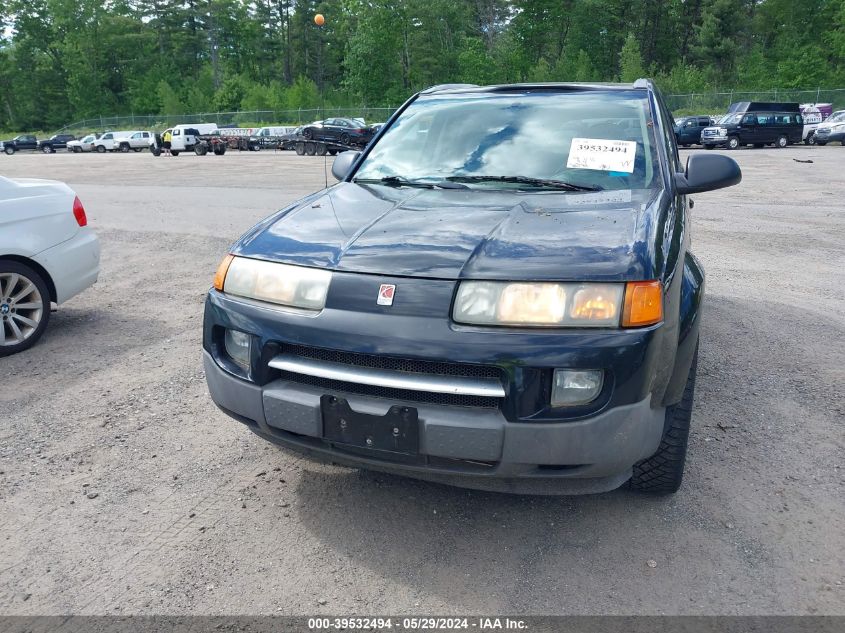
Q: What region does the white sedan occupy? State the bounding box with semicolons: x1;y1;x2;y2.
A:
0;176;100;356
66;134;98;153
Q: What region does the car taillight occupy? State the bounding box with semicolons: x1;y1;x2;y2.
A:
72;196;88;227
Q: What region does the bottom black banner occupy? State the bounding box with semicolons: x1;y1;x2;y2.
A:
0;616;842;633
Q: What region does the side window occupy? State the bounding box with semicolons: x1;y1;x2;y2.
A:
143;132;149;138
742;114;756;125
173;129;181;136
653;94;679;173
103;133;112;140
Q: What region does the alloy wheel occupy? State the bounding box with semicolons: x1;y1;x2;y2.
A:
0;272;44;347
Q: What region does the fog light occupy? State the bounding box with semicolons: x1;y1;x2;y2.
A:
551;369;603;407
224;329;251;370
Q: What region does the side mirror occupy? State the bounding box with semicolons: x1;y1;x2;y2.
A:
331;150;361;181
674;153;741;195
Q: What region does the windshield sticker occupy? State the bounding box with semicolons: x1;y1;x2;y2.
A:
567;138;637;173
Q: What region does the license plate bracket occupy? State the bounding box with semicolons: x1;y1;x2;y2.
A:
321;396;420;455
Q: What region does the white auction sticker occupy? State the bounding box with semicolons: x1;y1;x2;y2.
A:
566;138;637;173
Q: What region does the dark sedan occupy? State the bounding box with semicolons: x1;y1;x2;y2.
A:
301;118;374;146
204;81;741;495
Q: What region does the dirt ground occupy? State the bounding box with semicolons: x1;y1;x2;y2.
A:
0;147;842;616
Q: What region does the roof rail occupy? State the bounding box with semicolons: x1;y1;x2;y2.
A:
420;83;479;94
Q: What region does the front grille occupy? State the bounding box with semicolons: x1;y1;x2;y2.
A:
271;343;504;408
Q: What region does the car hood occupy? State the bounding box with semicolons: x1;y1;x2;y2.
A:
233;182;666;282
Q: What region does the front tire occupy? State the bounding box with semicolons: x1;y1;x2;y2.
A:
0;261;51;357
96;145;106;153
727;137;740;150
629;345;698;494
170;150;180;156
4;146;15;155
42;145;52;154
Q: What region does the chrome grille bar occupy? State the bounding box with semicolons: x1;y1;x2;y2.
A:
269;353;505;398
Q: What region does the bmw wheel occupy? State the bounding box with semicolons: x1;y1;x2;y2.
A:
0;261;51;357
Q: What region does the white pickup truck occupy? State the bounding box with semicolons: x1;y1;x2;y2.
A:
93;130;152;153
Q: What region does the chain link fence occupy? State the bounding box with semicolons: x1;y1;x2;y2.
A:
51;89;845;135
54;107;397;136
665;89;845;114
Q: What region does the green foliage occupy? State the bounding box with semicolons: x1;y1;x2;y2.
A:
2;0;844;132
158;80;186;115
286;75;320;110
619;34;645;83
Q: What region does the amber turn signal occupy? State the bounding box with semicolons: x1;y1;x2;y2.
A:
622;280;663;327
213;254;235;291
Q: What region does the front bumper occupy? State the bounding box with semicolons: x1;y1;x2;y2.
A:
203;281;672;494
204;351;664;494
701;136;727;147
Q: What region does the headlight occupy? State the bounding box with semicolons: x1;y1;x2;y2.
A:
453;282;624;327
718;128;728;135
214;255;331;310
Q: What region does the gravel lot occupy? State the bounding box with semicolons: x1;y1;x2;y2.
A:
1;147;843;616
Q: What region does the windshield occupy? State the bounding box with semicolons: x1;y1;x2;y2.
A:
826;112;845;123
354;90;660;191
83;136;94;142
719;113;742;125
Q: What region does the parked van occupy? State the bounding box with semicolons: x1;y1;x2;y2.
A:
701;102;803;149
169;123;219;153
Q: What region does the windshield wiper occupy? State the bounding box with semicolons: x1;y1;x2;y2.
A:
445;175;602;192
354;176;468;189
